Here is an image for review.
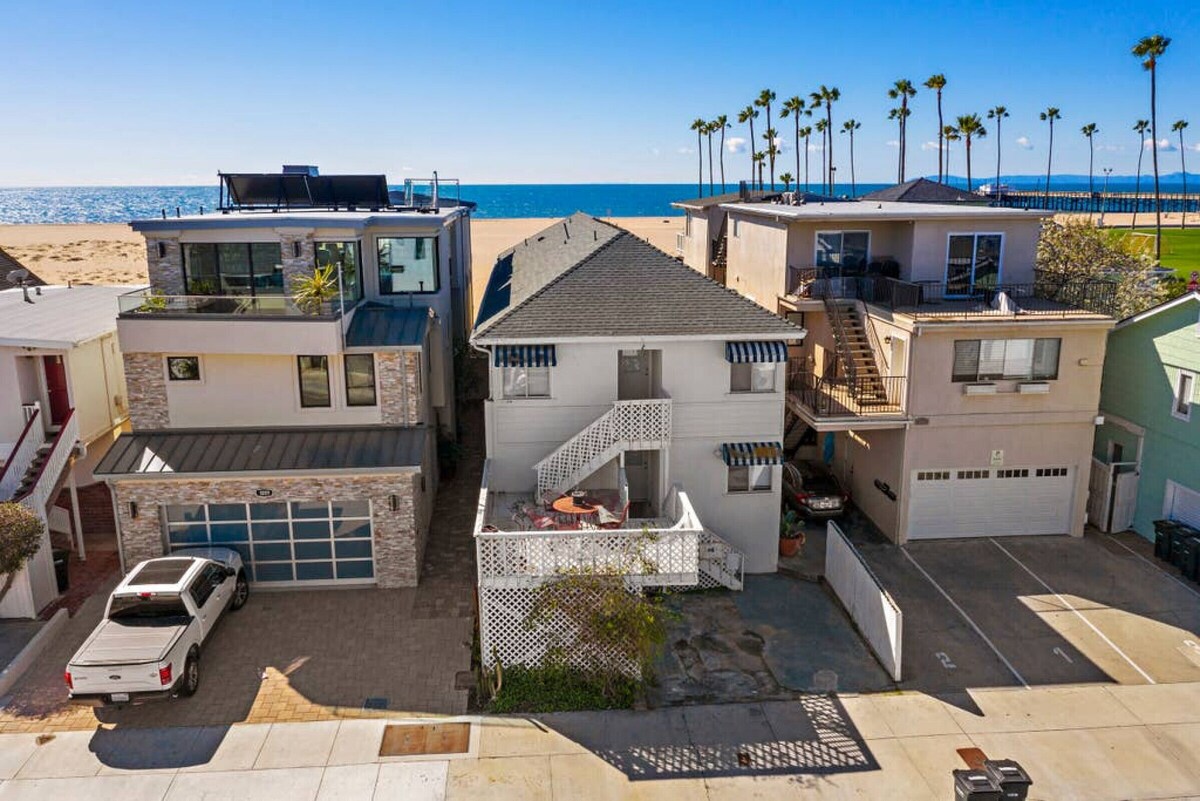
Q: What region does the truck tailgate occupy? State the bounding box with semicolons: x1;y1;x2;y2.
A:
68;621;188;695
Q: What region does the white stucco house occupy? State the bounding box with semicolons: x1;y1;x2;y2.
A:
0;282;135;617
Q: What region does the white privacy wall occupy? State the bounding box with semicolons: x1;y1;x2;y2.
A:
825;521;903;681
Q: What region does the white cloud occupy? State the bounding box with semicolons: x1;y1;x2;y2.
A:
1097;144;1124;153
772;136;787;152
1016;136;1034;150
807;142;823;152
1188;142;1200;152
401;165;414;172
677;146;695;155
726;137;747;154
920;140;945;152
1145;137;1177;151
886;140;900;148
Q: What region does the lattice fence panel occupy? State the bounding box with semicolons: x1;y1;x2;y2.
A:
479;584;642;678
477;529;701;587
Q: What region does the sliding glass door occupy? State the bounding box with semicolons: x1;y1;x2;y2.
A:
945;234;1003;296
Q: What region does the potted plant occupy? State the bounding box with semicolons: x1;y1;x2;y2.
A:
779;509;805;557
290;265;339;314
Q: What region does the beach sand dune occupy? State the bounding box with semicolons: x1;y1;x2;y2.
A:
0;216;685;314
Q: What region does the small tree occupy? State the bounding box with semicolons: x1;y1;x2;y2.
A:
1035;219;1171;318
290;265;339;314
0;503;44;606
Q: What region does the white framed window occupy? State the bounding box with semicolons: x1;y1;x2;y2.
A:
1172;369;1195;421
815;230;870;271
685;213;693;237
952;338;1060;382
730;362;776;393
502;366;550;399
728;464;772;493
945;232;1004;296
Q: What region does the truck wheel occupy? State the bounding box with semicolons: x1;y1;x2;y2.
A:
179;652;200;697
231;571;250;611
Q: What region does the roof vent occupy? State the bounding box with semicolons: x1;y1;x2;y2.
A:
282;165;319;176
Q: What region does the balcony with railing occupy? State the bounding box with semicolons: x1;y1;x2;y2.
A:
786;266;1117;319
786;365;908;423
117;288;358;320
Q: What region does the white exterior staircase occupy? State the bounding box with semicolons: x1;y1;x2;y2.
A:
535;399;672;496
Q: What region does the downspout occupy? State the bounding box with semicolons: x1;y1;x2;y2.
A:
106;479;126;575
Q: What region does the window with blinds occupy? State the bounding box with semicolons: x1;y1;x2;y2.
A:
952;338;1061;382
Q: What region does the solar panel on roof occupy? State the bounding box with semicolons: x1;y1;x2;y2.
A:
220;173;390;210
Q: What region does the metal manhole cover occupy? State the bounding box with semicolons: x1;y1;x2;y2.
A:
379;723;470;757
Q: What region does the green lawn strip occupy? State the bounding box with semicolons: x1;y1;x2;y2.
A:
1108;228;1200;278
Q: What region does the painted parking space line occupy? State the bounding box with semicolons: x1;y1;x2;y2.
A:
989;538;1157;685
900;547;1030;689
1103;533;1200;602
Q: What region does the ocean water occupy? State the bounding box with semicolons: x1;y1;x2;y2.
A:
0;183;890;224
0;179;1187;225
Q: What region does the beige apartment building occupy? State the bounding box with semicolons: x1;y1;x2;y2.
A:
678;194;1115;543
95;168;473;588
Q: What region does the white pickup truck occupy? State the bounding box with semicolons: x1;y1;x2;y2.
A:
65;548;249;705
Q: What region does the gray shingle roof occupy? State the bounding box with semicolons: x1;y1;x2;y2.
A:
94;426;426;477
473;218;802;341
344;303;429;349
860;178;981;204
0;247;44;291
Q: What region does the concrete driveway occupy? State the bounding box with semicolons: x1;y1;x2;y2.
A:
852;527;1200;694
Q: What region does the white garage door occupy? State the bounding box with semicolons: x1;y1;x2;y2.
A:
1165;481;1200;529
163;500;375;586
907;467;1074;540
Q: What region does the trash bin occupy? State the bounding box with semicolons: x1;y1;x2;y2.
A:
953;769;1002;801
1181;537;1200;583
1154;520;1174;561
51;548;70;594
1169;525;1196;570
983;759;1033;801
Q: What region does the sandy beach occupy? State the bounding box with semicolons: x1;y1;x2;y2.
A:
0;216;684;314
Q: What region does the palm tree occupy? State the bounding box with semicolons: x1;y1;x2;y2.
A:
762;128;780;191
780;172;794;192
780;96;808;194
1132;119;1151;230
986;106;1009;196
943;125;961;180
955;114;987;192
738;106;758;187
715;115;730;194
690;118;706;196
810;86;840;192
814;118;829;193
798;125;813;192
1081;123;1099;214
924;74;948;182
753;151;767;189
841;119;861;196
1039;107;1061;204
704;120;716;196
756;89;777;188
1173;119;1189;229
887;79;917;182
1133;34;1171;259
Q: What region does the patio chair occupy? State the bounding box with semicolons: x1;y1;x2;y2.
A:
595;502;630;529
513;502;557;530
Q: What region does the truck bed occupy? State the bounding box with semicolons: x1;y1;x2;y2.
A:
69;620;189;667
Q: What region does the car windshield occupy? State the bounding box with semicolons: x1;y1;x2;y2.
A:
108;594;191;625
801;473;841;495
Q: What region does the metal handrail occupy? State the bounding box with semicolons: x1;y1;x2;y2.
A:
788;369;907;417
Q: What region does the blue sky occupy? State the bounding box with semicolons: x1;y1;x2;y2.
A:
1;0;1199;186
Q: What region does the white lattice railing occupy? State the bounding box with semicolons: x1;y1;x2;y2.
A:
14;409;77;519
534;399;672;496
0;409;44;501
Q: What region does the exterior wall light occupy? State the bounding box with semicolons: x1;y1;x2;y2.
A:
128;501;139;519
389;494;400;512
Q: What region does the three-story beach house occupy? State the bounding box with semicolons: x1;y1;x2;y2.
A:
94;168;473;589
680;193;1116;544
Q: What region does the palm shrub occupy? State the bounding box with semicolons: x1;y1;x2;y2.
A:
0;503;44;606
290;265;339;314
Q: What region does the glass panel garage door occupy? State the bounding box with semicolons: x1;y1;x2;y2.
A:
164;500;374;585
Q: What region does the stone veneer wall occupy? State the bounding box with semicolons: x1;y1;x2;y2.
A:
279;232;316;292
111;468;430;588
378;351;424;426
144;237;184;295
123;353;169;429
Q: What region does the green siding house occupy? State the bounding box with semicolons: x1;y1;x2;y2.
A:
1093;293;1200;539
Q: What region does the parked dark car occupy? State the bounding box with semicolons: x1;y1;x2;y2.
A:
782;461;848;518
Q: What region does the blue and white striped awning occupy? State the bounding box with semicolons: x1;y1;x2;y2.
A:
725;341;789;363
721;442;785;466
493;344;557;368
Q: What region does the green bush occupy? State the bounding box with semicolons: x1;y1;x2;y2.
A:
0;503;44;605
488;662;638;713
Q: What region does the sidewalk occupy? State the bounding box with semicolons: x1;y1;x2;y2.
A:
1;682;1200;799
